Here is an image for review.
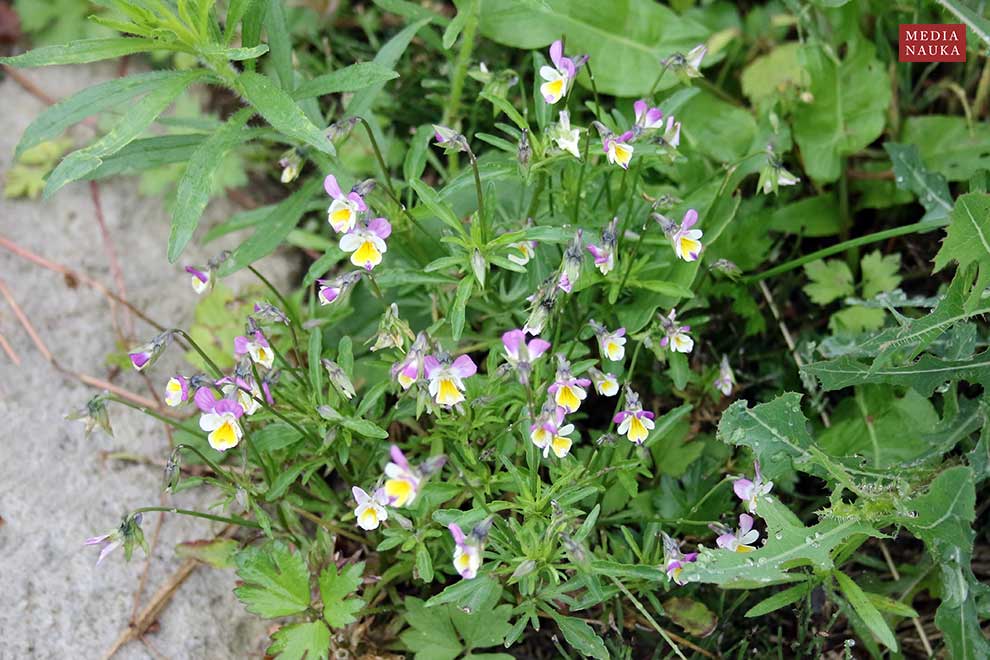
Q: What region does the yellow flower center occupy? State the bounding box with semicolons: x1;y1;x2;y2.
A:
735;544;754;554
359;508;379;529
352;240;382;268
551;435;572;458
210;420;239;450
556;385;580;411
437;378;463;405
385;479;415;507
614;144;633;166
628;416;648;443
456;551;474;571
542;77;565;101
679;236;701;258
331;207;353;228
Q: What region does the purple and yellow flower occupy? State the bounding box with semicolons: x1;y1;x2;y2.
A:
551;110;582;158
540;39;577;104
662;532;698;586
664;209;702;262
714;354;735;397
557;230;584;294
164;375;190;407
502;328;551;385
324;174;367;234
383;445;421;508
128;331;173;371
353;486;389;531
340;217;391;271
603;130;635;170
659;308;694;353
633;99;665;132
586;217;618;275
613;388;655;445
317;271;363;306
657;115;681;149
392;332;430;390
449;522;487;579
715;513;760;553
548;356;591;413
234;330;274;369
278;148;303;183
198;398;245;451
184;265;211;295
589;320;626;362
589;367;619;397
217;374;263;415
733;461;773;514
529;404;575;459
425;353;477;407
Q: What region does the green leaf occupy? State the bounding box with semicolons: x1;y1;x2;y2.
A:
263;0;293;89
175;538;238;569
550;614;609;660
902;115;990;181
833;571;897;651
793;42;890;183
679;497;876;587
884;142;953;224
443;1;470;49
860;250;901;298
167;108;253;262
411;179;467;238
44;70;208;198
802;259;854;305
936;0;990;48
340;417;389;439
663;597;718;637
404;124;434;184
14;71;186;160
320;562;365;628
740;42;809;107
235;542;312;618
426;575;501;612
933;193;990;283
745;582;810;617
0;37;176;67
267;621;330;660
238;71;334;154
220;178;320;275
401;597;464;660
768;194;842;237
679;90;756;162
83;134;207;180
477;0;709;97
803;352;990;396
717;393;814;480
450;277;474;340
294;63;400;99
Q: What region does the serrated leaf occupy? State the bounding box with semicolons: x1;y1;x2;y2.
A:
833;571;897;651
934;193;990;284
802;352;990;396
320;562;365;627
902;115;990;181
0;37;175;67
401;597;464;660
235;542;311;618
238;71;334;154
802;259;854;305
884;142;953;224
717;393;814;480
860;250;901;298
267;621;330;660
167;108;253;262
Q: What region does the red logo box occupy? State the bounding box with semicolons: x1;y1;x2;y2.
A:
899;24;966;62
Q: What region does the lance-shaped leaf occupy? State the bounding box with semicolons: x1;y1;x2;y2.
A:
238;71;335;155
294;63;400;100
716;392;814;480
883;142;952;225
678;497;878;588
0;37;176;67
803;352;990;396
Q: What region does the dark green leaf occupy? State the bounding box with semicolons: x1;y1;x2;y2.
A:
238;71;334;154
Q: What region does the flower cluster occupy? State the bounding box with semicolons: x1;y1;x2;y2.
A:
351;444;446;531
325;174;392;271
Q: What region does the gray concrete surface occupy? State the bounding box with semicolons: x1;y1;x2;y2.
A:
0;63;297;659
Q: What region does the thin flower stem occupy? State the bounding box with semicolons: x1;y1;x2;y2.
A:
247;265;301;348
584;59;604;121
608;576;687;660
248;362;321;444
647;61;672;99
469;152;487;240
131;506;263;530
173;443;248;491
172;329;224;379
571;131;592;225
107;394;200;436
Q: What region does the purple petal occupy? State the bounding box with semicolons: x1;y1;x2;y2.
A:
575;378;591;387
262;381;274;405
549;39;563;69
733;479;754;501
633;99;647;121
716;533;734;549
618;130;635;143
128;351;149;369
253;330;270;348
214;399;245;417
640;411;655;420
347;191;367;212
449;522;466;545
423;355;440;378
451;354;477;378
390;444;410;471
194;387;217;412
646;107;663;125
682;209;698;230
502;329;524;359
613;411;630;424
615;327;626;337
185;266;208;283
559;57;575;79
528;338;551;359
233;335;249;355
368;217;392;240
324;174;343;200
587;244;603;259
84;533;110;545
738;513;754;534
683;552;698;562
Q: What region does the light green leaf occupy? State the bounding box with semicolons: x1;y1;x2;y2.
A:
745;582;810;617
802;259;854;305
477;0;709;97
44;70;207;198
175;538;238;569
903;115;990;182
83;134;207;180
294;63;400;99
426;575;501;612
238;71;334;154
450;277;474;340
401;597;464;660
679;90;756;161
167;108;253;262
411;179;467;238
267;621;330;660
740;42;809;107
933;193;990;283
860;250;901;298
663;597;718;637
443;1;471;49
320;562;365;628
263;0;293;89
769;194;842;237
347;18;432;119
803;352;990;396
717;393;814;480
793;42;890;183
833;571;897;651
234;542;312;618
884;142;953;224
0;37;176;67
551;614;609;660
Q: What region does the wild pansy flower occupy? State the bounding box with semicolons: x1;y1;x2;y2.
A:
557;230;584;293
184;265;211;295
449;520;491;579
668;44;707;82
392;332;430;390
85;513;146;565
198;399;245;451
502;328;551;385
317;271;363;306
507;240;537;266
633;99;665;134
613;387;655;445
589;320;626;362
383;444;447;508
433;124;471;155
340;217;392;271
551;110;582;158
539;39;577;104
217;373;263;415
733;461;773;514
662;532;698;586
589;367;619;397
66;392;113;439
324;174;367;234
278;147;303;183
321;359;356;400
353;486;389;531
523;275;559;335
714;354;735;397
594;121;635;170
234;330;274;369
530;405;575;458
757;146;800;195
164;376;190;407
425;353;477;407
653;115;681;150
714;513;760;553
658;308;694;353
655;209;703;262
529;400;561;448
370;303;415;352
548;355;591;413
128;331;173;371
586;217;618;275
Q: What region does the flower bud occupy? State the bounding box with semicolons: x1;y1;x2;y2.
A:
352;178;377;198
163;448;181;493
470;249;487;288
66;392;113;439
517;129;531;167
277;147;303;183
321;359;356;400
326;117;359;142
